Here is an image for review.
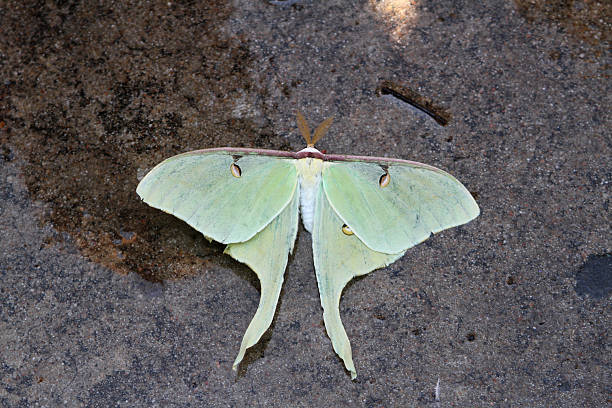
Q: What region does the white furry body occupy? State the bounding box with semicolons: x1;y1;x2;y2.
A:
294;155;325;233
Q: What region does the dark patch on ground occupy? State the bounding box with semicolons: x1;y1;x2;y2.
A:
575;254;612;299
0;1;290;282
514;0;611;51
377;80;451;126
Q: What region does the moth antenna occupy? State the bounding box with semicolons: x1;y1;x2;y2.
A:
296;111;312;146
312;116;334;146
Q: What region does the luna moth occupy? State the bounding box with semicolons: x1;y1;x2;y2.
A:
136;113;479;379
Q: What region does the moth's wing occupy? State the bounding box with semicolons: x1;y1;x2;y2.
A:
322;160;479;254
137;152;298;244
225;186;300;370
312;187;404;379
138;151;299;369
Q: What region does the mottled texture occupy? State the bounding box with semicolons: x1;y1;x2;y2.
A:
0;0;609;406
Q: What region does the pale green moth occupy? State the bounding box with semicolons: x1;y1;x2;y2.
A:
136;113;479;379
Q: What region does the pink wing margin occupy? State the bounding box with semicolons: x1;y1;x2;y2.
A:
176;147;444;172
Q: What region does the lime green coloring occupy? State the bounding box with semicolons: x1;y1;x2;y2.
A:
136;117;479;379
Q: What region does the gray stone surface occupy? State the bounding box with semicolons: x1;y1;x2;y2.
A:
0;0;609;406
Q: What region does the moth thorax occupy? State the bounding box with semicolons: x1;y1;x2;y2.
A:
296;158;324;234
297;146;322;155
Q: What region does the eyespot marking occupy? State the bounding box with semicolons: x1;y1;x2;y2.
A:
379;171;390;188
341;224;354;235
230;163;242;178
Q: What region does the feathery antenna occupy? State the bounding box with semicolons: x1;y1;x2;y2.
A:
296;111;312;146
296;112;334;147
312;116;334;146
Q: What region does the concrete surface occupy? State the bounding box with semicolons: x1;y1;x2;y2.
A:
0;0;610;406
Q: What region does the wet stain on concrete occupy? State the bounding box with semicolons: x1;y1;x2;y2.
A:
575;254;612;299
514;0;611;50
1;1;290;282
